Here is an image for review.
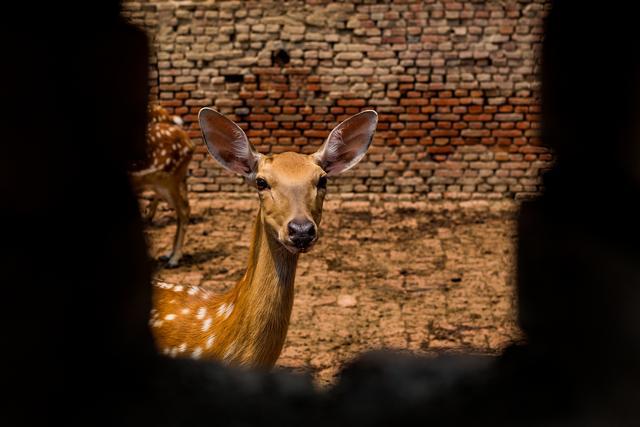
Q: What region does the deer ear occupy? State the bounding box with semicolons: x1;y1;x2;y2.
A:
313;110;377;176
198;108;261;178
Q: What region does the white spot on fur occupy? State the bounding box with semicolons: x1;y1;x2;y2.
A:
156;281;174;289
196;307;206;320
152;320;163;328
187;287;198;295
217;303;226;317
160;149;167;156
164;314;176;321
192;347;202;359
202;317;212;332
206;334;216;349
217;302;234;319
165;158;171;165
173;285;183;292
181;308;190;315
227;303;234;317
178;343;187;353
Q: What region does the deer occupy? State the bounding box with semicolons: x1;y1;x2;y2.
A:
150;108;378;369
130;104;194;268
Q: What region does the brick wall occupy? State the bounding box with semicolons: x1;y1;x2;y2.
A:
122;0;551;200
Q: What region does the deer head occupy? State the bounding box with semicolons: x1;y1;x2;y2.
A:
199;108;377;254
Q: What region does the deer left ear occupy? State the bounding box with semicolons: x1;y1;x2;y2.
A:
198;107;261;179
313;110;378;176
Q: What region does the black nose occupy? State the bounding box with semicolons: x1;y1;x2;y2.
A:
287;219;316;248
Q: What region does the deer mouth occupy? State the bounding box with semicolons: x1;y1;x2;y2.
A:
282;237;318;254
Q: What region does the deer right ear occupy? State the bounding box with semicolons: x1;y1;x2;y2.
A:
313;110;377;176
199;108;261;178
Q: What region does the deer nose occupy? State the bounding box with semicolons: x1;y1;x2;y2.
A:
287;219;316;248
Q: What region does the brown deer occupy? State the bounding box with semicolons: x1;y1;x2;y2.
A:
130;104;194;268
150;108;378;369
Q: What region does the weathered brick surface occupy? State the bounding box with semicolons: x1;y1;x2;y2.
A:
123;0;551;200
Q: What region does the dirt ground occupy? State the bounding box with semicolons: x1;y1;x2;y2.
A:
142;193;522;386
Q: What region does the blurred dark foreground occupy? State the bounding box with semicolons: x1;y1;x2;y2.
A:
2;1;639;426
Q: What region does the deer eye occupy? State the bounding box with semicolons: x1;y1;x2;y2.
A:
317;175;327;190
256;177;270;191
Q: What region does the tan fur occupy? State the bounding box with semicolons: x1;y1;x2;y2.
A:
130;104;194;267
151;152;326;368
152;213;297;367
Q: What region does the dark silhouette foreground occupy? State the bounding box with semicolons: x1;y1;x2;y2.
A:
3;1;638;426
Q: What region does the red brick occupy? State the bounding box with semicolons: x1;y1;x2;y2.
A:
133;0;548;200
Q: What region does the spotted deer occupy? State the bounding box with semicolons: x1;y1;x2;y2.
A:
130;104;194;267
149;103;185;127
150;108;378;369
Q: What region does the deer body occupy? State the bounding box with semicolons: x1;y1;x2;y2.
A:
150;108;378;369
152;207;297;367
130;104;193;267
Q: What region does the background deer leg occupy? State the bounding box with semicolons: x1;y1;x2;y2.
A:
156;178;188;268
170;179;190;267
142;196;159;223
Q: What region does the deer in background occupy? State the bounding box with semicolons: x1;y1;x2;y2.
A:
130;103;194;268
150;108;378;369
149;103;185;127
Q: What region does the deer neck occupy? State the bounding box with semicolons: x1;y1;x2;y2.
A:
223;207;299;365
241;208;299;299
